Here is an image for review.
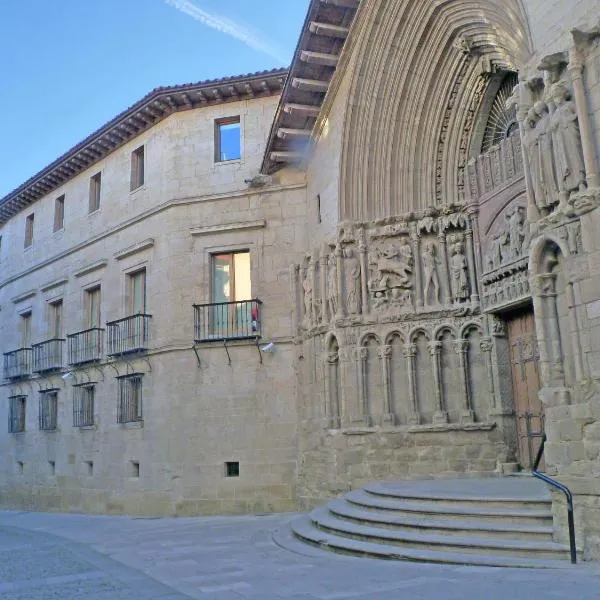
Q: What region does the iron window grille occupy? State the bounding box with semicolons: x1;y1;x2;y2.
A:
106;314;151;355
73;385;95;427
3;348;32;379
117;374;143;424
67;328;104;365
39;390;58;431
8;395;26;433
193;299;262;342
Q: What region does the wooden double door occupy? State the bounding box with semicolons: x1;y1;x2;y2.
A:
506;308;545;471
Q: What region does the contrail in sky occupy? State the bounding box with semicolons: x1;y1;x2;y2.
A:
164;0;288;64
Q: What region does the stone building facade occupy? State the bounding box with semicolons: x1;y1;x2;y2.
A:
2;0;600;560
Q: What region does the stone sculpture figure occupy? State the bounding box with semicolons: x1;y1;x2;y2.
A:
523;109;545;211
550;83;586;198
533;101;559;209
422;242;441;306
508;206;526;259
327;253;338;320
450;242;470;303
343;248;361;315
368;240;413;310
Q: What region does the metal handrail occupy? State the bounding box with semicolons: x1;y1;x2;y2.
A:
532;433;577;564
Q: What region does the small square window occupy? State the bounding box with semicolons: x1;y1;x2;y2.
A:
84;461;94;476
17;461;24;474
215;118;241;162
129;460;140;478
89;173;101;212
54;195;65;232
225;461;239;478
131;146;145;190
49;461;56;475
24;213;34;248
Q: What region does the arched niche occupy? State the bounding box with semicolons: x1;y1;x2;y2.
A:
325;335;341;429
437;327;462;423
463;325;488;421
412;330;436;424
360;334;384;424
386;333;409;425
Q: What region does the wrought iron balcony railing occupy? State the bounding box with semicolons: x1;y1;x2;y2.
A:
32;339;65;373
193;299;262;342
67;328;104;365
106;314;152;356
3;348;32;379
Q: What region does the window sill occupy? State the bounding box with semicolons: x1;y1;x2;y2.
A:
129;185;146;195
120;420;144;430
214;159;242;167
88;208;101;217
77;425;97;431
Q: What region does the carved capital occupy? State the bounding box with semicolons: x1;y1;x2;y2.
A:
428;341;443;356
532;273;557;297
491;316;507;337
480;337;493;353
379;345;393;359
403;343;417;358
358;347;368;361
325;352;339;365
454;339;469;354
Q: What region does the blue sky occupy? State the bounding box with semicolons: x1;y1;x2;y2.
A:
0;0;309;198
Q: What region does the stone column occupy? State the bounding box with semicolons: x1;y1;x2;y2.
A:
438;231;452;305
358;229;369;315
454;338;474;423
465;226;479;305
468;209;483;282
335;244;345;320
355;346;370;426
379;345;394;426
480;337;497;412
319;250;328;324
568;46;600;189
410;224;424;308
404;343;420;425
566;281;585;382
325;351;341;429
428;341;448;424
290;264;299;334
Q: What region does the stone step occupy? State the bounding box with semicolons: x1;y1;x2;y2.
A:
346;489;554;526
363;480;551;511
310;507;572;560
327;498;555;541
289;515;574;569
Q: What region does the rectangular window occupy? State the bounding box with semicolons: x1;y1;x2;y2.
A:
39;391;58;431
130;146;145;190
20;311;32;347
129;269;146;314
73;385;94;427
24;213;34;248
53;195;65;232
89;173;101;212
49;300;63;339
8;396;26;433
86;286;101;328
117;375;143;423
215;117;241;162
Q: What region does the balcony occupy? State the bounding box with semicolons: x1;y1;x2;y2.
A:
67;328;104;365
106;314;152;356
32;339;65;373
194;299;262;342
3;348;32;379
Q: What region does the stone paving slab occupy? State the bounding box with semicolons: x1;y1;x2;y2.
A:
0;511;599;599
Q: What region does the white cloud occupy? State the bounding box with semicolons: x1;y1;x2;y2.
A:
164;0;288;64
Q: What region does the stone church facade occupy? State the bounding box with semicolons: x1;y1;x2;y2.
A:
2;0;600;560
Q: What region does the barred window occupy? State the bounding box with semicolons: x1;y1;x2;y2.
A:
39;390;58;431
8;396;26;433
117;375;143;424
73;385;95;427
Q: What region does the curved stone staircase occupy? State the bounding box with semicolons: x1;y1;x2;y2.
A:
288;478;579;568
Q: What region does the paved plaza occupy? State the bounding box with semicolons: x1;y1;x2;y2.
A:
0;510;599;599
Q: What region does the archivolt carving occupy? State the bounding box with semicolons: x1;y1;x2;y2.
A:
339;0;531;220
